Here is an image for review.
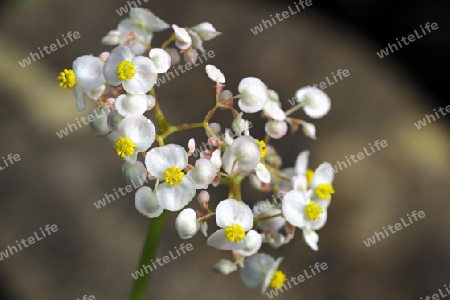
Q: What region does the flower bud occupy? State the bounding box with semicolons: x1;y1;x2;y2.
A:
175;208;200;239
197;190;210;206
212;259;237;275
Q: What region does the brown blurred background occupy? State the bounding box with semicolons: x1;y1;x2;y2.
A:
0;0;449;299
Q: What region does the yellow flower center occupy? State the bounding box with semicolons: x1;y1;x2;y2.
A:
224;223;245;242
257;140;267;159
57;69;76;89
114;137;135;158
269;270;286;290
315;183;335;200
305;201;323;220
117;61;136;81
306;169;314;187
163;166;184;186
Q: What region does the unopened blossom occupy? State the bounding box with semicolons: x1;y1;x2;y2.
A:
295;86;331;119
237;77;269;113
207;199;254;250
175;208;200;239
231;113;250;136
145;144;196;211
149;48;171;73
190;22;221;41
135;186;163;218
103;45;157;94
213;259;237;275
265;120;288;139
122;160;147;187
57;55;105;111
206;64;225;84
301;121;316;139
172;24;192;50
222;136;261;175
187;158;217;189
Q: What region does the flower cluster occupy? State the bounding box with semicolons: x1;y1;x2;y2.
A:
58;8;335;295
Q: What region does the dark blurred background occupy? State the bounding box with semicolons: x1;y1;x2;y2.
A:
0;0;449;299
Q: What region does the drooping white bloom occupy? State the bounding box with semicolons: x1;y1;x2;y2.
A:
135;186;163;218
149;48;171;73
237;77;269;113
187;158;217;189
57;55;105;111
190;22;221;41
281;190;328;231
295;86;331;119
207;199;254;250
129;8;170;32
175;208;200;239
240;253;285;294
103;45;157;94
205;64;225;84
118;115;156;152
115;94;148;117
145;144;196;211
172;24;192;50
222;136;261;175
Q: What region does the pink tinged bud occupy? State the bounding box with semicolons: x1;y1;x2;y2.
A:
146;95;155;111
219;90;233;103
197;190;210;207
99;51;110;62
188;138;196;156
165;47;180;65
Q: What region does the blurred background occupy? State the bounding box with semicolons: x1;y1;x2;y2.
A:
0;0;449;299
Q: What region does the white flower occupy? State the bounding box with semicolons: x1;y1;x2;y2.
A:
281;190;327;231
205;64;225;84
231;113;250;136
57;55;105;111
240;253;285;294
265;120;288;139
212;259;237;275
255;163;270;184
115;94;148;117
234;230;262;257
175;208;200;239
222;136;261;175
238;77;269;113
295;86;331;119
103;46;157;94
172;24;192;50
207;199;253;250
122;160;147;187
263;100;286;121
187;158;217;189
149;48;171;73
145;144;196;211
135;186;163;218
190;22;221;41
303;229;319;251
116;115;156;160
309;162;335;208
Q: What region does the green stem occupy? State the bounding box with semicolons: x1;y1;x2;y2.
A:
130;212;166;300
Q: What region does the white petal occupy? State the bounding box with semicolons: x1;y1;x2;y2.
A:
175;208;200;239
235;230;262;257
156;177;196;211
172;24;192;50
310;162;334;188
216;199;253;231
107;109;123;132
103;45;134;86
73;86;85;111
263;101;285;120
295;150;309;175
302;121;316;139
295;86;331;119
240;253;274;289
210;149;222;170
303;229;319;251
189;158;216;189
145;144;188;179
88;108;110;136
122;56;157;94
122;160;147;187
73;55;105;92
205;65;225;83
149;48;171;73
281;190;307;227
191;22;221;41
129;8;170;32
222;136;261;175
135;186;163;218
206;229;247;250
119;115;156;152
115;94;148;116
255;163;270;184
212;259;238;275
146;95;155;111
262;257;284;294
265;120;288;139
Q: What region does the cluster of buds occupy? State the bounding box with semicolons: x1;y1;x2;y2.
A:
58;8;335;295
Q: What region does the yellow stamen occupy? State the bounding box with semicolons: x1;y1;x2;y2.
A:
224;223;245;242
269;270;286;290
117;61;136;81
57;69;76;89
305;201;323;220
114;137;135;158
163;166;184;186
315;183;335;200
257;140;267;159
